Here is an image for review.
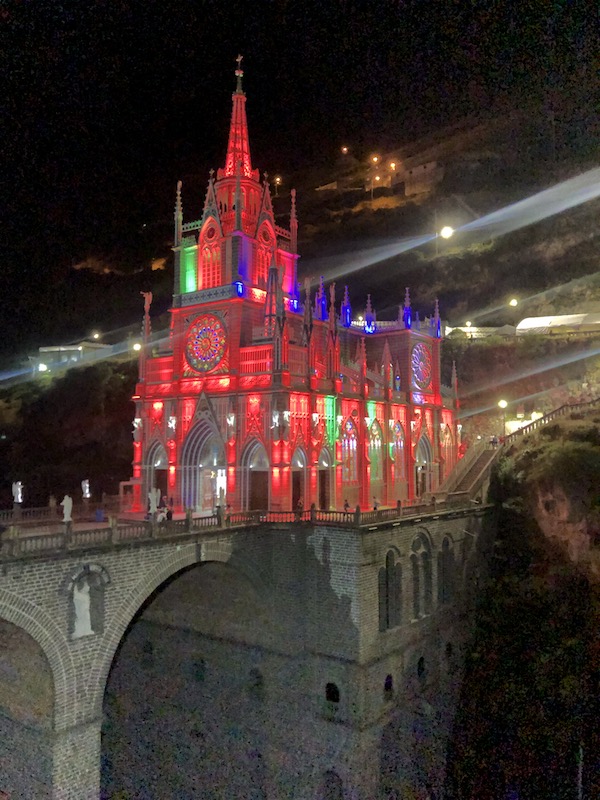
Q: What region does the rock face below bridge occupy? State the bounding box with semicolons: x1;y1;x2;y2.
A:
0;509;492;799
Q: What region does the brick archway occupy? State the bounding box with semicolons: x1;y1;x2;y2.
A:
89;539;271;716
0;587;77;731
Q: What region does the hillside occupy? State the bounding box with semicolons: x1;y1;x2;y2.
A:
448;410;600;798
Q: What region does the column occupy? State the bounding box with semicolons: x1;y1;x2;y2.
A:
52;718;102;800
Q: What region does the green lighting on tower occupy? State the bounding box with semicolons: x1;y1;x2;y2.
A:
181;246;197;294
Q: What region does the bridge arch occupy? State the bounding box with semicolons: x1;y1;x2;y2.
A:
89;540;271;717
0;587;77;731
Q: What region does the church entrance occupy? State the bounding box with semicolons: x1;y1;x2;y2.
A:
242;441;270;511
181;422;227;513
291;447;307;511
145;442;169;509
414;436;433;498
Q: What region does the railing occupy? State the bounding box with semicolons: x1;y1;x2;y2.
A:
504;396;600;444
0;498;489;561
239;344;273;374
437;439;489;494
0;498;121;526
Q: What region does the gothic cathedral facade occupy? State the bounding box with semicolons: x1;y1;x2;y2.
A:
129;63;458;514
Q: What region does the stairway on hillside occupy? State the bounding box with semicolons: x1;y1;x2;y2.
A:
453;449;499;494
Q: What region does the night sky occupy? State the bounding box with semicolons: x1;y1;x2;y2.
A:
1;1;597;358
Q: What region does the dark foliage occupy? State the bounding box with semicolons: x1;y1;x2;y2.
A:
0;361;137;506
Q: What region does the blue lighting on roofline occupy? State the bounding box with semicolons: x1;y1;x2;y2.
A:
234;281;244;297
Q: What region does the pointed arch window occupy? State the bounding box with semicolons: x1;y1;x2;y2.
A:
200;243;221;289
254;245;269;288
342;419;358;483
438;536;455;604
369;421;383;483
378;549;402;631
411;533;433;618
391;421;406;482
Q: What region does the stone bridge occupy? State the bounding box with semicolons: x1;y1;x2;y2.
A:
0;504;494;800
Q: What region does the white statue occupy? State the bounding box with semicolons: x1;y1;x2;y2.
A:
60;494;73;522
148;488;159;514
81;479;91;500
12;481;23;504
73;577;93;638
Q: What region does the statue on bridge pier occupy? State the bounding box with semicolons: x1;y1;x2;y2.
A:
12;481;23;505
73;577;93;638
61;494;73;535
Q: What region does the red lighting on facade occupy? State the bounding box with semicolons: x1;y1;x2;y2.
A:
127;61;458;514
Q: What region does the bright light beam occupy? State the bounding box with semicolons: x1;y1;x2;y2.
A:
303;234;433;285
459;343;600;400
460;166;600;239
307;166;600;286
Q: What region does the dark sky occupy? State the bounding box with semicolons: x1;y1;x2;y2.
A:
1;0;597;353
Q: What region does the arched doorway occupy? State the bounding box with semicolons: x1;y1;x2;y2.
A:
291;446;307;511
414;435;433;498
439;424;455;484
145;440;168;505
317;447;333;510
0;619;54;797
241;440;270;510
181;421;226;512
101;561;274;799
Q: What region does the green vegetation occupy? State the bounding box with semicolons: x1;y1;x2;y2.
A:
448;415;600;798
0;361;136;506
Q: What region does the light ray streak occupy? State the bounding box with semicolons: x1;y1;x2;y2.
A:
454;271;600;325
306;167;600;286
460;167;600;239
458;386;558;420
459;344;600;400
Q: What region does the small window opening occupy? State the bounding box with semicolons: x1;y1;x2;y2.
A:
417;656;426;679
326;682;340;703
191;658;206;682
384;674;393;700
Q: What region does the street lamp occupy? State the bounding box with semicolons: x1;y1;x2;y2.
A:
274;175;281;196
370;174;381;200
498;399;508;437
434;218;454;255
341;145;349;155
509;298;518;307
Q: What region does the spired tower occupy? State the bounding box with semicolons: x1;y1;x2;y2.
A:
126;60;459;514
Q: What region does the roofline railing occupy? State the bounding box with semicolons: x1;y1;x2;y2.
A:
0;498;489;562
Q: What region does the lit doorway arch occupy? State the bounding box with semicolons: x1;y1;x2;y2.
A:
241;440;270;510
414;435;433;498
181;421;226;512
145;440;168;506
291;447;307;511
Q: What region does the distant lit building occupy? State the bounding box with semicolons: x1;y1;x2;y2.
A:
30;341;110;374
127;63;459;513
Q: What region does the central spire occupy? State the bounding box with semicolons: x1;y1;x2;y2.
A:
223;55;254;179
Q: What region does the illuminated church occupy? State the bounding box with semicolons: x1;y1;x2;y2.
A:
129;61;459;513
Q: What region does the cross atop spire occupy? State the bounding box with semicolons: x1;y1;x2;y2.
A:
222;55;255;179
235;54;244;93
